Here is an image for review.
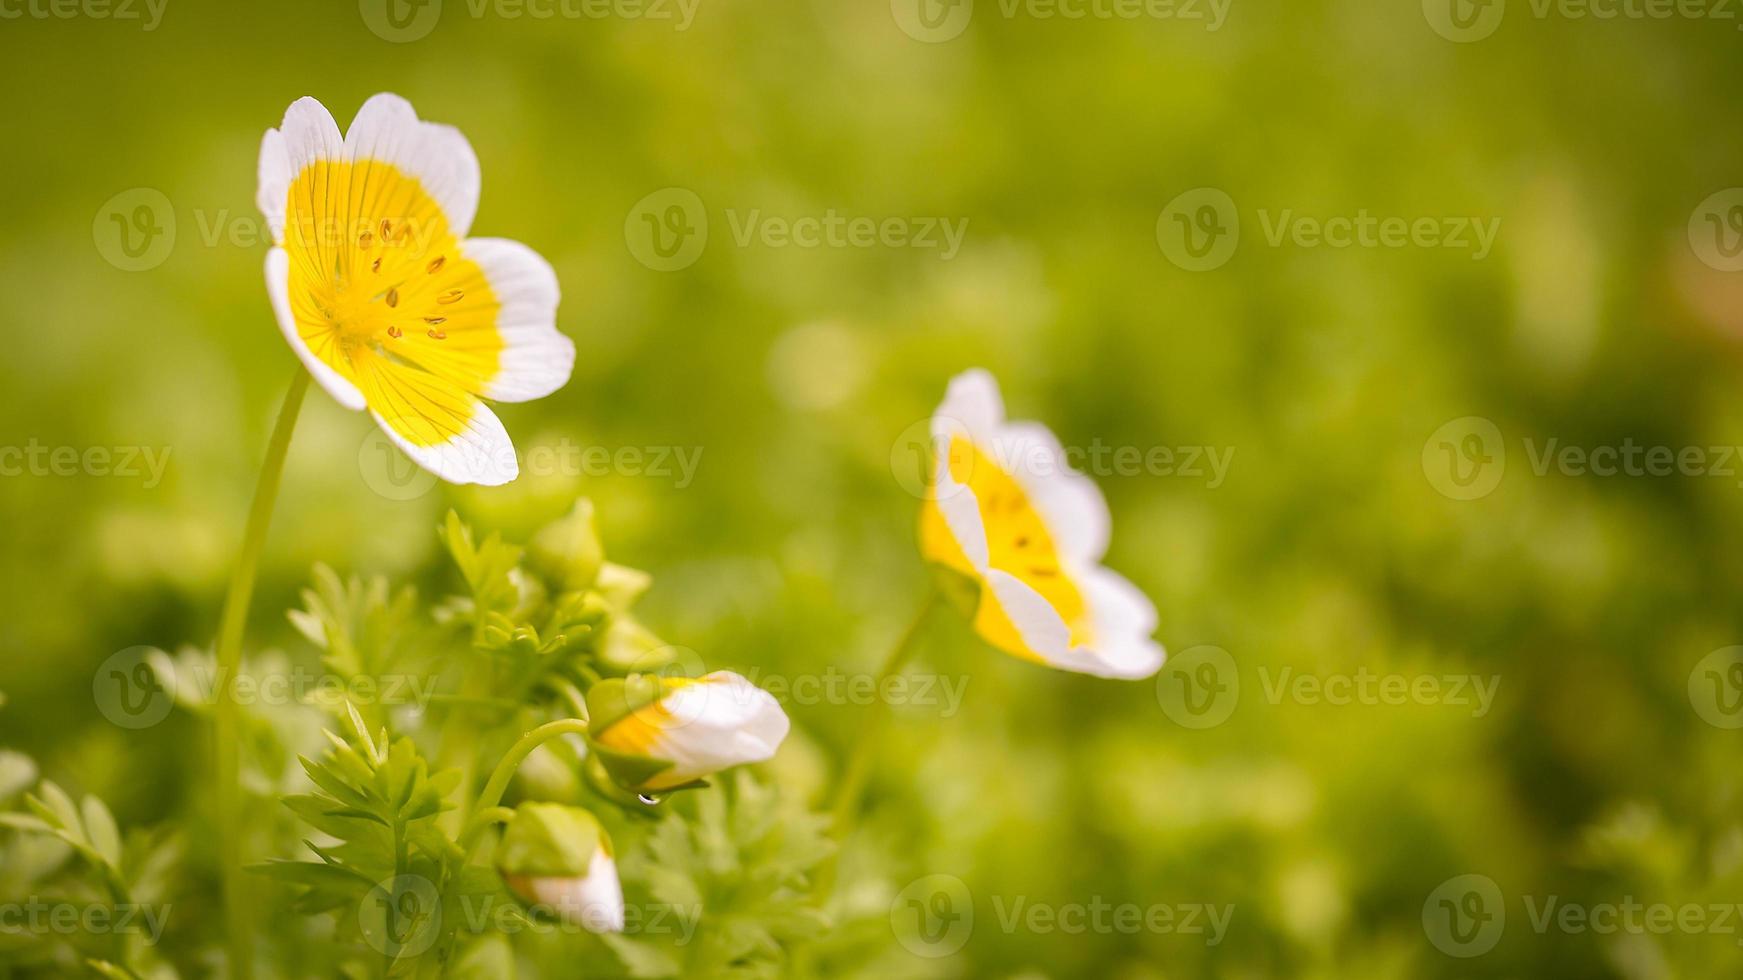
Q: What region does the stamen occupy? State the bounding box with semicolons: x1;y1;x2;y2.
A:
427;329;447;340
423;316;446;325
386;325;403;339
437;289;464;305
380;219;393;240
371;256;382;273
358;230;374;250
426;256;445;274
385;288;399;308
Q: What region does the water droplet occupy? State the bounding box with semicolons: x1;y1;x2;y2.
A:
638;794;662;806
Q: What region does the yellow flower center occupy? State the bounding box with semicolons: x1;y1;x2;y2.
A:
281;159;505;446
920;436;1091;658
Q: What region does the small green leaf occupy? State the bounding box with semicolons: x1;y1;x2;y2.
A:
80;795;123;868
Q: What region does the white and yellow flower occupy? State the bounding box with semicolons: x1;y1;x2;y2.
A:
587;671;789;794
919;369;1165;679
256;94;574;485
497;802;624;934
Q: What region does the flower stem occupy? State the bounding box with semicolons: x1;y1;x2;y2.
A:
828;590;941;839
460;718;592;854
213;367;310;980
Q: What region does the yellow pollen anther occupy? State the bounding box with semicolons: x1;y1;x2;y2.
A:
437;289;464;304
423;316;446;325
371;256;382;273
426;256;445;274
358;231;374;250
427;329;447;340
385;288;399;308
386;325;403;339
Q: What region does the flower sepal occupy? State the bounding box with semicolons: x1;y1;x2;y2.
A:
926;561;984;623
497;801;604;877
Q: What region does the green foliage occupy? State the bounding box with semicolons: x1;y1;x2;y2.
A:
0;764;183;979
255;704;478;975
606;774;833;979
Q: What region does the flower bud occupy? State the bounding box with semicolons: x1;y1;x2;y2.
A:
497;802;623;934
528;499;605;594
586;671;789;794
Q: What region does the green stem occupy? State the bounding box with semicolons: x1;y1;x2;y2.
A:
459;718;592;854
811;590;940;904
828;590;941;837
213;367;310;980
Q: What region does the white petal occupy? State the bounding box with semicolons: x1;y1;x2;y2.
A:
461;238;574;403
370;400;518;486
981;569;1071;662
344;93;481;239
257;97;342;246
264;248;366;411
1081;564;1159;637
930;368;1005;448
521;852;624;935
652;672;789;784
1048;565;1165;680
995;420;1111;564
1049;635;1166;680
932;452;990;571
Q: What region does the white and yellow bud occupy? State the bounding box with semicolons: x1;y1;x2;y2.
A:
587;671;789;794
497;802;623;934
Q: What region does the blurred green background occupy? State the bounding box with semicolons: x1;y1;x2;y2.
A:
5;0;1743;975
